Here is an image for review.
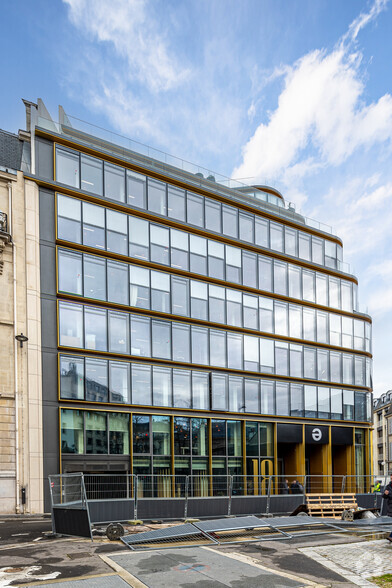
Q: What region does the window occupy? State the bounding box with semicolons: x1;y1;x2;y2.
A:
190;235;207;275
192;418;208;455
244;379;259;413
312;237;323;265
85;307;107;351
172;323;190;363
109;362;130;403
226;289;242;327
151;271;170;313
304;385;317;418
148;178;167;216
275;342;288;375
56;147;80;188
259;297;273;333
153;366;172;406
152;416;170;455
107;210;128;255
109;413;129;454
244;335;259;371
229;376;244;412
208;241;225;280
289;305;302;339
61;409;83;454
130;266;150;309
274;261;287;295
133;415;150;453
210;330;226;367
59;302;83;348
187;193;204;227
261;380;275;415
255;218;269;248
222;205;238;238
60;356;84;400
173;369;191;408
274;302;288;336
129;217;149;260
85;411;107;454
270;222;283;252
239;213;254;242
285;227;297;256
83;254;106;300
331;388;343;419
205;199;221;232
242;251;257;288
302;270;315;302
168;186;186;221
226;245;241;282
171;229;189;271
108;310;129;354
150;225;169;265
192;372;209;410
260;338;274;373
83;202;105;250
318;387;330;418
104;162;125;203
107;260;128;306
212;420;226;455
81;154;103;196
130;315;151;357
227;333;243;370
86;357;108;402
57;195;81;243
212;374;228;410
58;249;82;295
298;232;311;261
276;382;289;416
171;276;189;316
258;256;272;292
152;320;171;359
174;417;190;455
291;384;304;417
243;294;258;330
132;364;151;405
191;326;209;365
127;170;146;208
290;343;303;378
209;285;225;324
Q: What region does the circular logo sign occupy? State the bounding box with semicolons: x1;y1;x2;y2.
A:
312;428;322;442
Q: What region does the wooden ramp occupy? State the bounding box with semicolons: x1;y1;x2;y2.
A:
306;493;358;519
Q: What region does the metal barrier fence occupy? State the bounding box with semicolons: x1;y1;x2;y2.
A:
49;474;92;538
49;473;386;525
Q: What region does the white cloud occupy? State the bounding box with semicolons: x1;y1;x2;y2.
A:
63;0;189;92
233;1;392;184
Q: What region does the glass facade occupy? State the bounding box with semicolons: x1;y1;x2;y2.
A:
53;142;372;482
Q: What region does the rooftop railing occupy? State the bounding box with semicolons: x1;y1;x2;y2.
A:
35;113;336;237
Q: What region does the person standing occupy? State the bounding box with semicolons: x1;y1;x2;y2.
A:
280;479;289;495
382;474;392;542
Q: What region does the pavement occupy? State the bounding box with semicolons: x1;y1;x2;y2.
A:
0;516;392;587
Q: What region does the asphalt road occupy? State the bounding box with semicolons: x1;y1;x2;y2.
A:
0;516;52;546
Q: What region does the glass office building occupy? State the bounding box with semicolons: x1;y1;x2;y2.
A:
30;109;372;504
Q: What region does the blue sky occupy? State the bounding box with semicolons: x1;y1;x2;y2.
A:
1;0;391;397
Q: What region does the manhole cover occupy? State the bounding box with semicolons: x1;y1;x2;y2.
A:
67;552;92;560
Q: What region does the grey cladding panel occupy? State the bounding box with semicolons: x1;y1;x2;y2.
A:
42;351;58;403
39;188;55;243
36;137;54;180
41;298;57;350
40;244;56;296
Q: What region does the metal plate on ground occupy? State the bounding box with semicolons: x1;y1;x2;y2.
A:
194;516;268;532
121;523;216;550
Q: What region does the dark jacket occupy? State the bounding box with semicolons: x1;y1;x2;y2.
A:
280;481;289;495
291;481;304;495
382;482;392;516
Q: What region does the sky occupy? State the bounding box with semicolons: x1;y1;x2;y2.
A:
1;0;392;397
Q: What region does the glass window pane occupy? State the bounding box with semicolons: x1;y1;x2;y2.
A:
209;285;226;323
222;204;238;238
343;354;353;384
298;232;311;261
192;418;208;455
109;413;129;454
60;356;84;400
130;266;150;309
261;380;275;415
270;222;283;252
187;193;204;227
81;154;103;196
168;185;185;221
212;374;228;410
190;280;208;320
83;254;106;301
109;310;129;354
244;335;259;371
227;333;243;370
274;260;287;295
205;199;221;233
148;178;167;216
174;417;190;455
85;358;108;402
56;147;80;188
191;326;209;365
330;314;341;346
106;209;128;255
107;260;128;305
57;195;81;243
151;270;170;313
152;320;171;359
152;415;170;455
172;323;190;363
343;389;354;420
274;301;288;336
242;251;257;288
61;409;84;454
304;347;316;379
260;338;274;373
85;306;107;351
133;415;150;453
127;170;146;208
258;256;272;292
291;384;304;417
59;302;83;348
318;387;330;418
312;237;323;265
330;388;343;419
285;227;297;256
173;369;191;408
317;311;328;343
288;265;301;299
239;213;254;242
245;422;258;456
260;423;274;457
259;297;273;333
275;342;288;375
192;372;209;410
289;305;302;339
212;419;226;455
229;376;244;412
171;276;189;316
329;277;340;308
129;216;149;260
276;382;289;416
244;379;259;413
171;229;189;271
132;364;152;405
317;349;329;381
82;202;105;250
255;218;269;248
190;235;207;274
210;330;227;367
303;308;316;341
150;224;169;265
316;274;328;306
226;289;242;327
109;361;130;404
131;315;151;357
302;270;315;302
153;366;172;407
227;421;242;456
226;245;241;283
290;343;303;378
341;281;352;311
58;249;82;295
208;240;225;280
85;412;107;454
104;162;125;202
330;351;341;382
243;294;259;330
304;385;317;417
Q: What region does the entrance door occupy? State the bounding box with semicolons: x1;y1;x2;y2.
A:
332;444;352;492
